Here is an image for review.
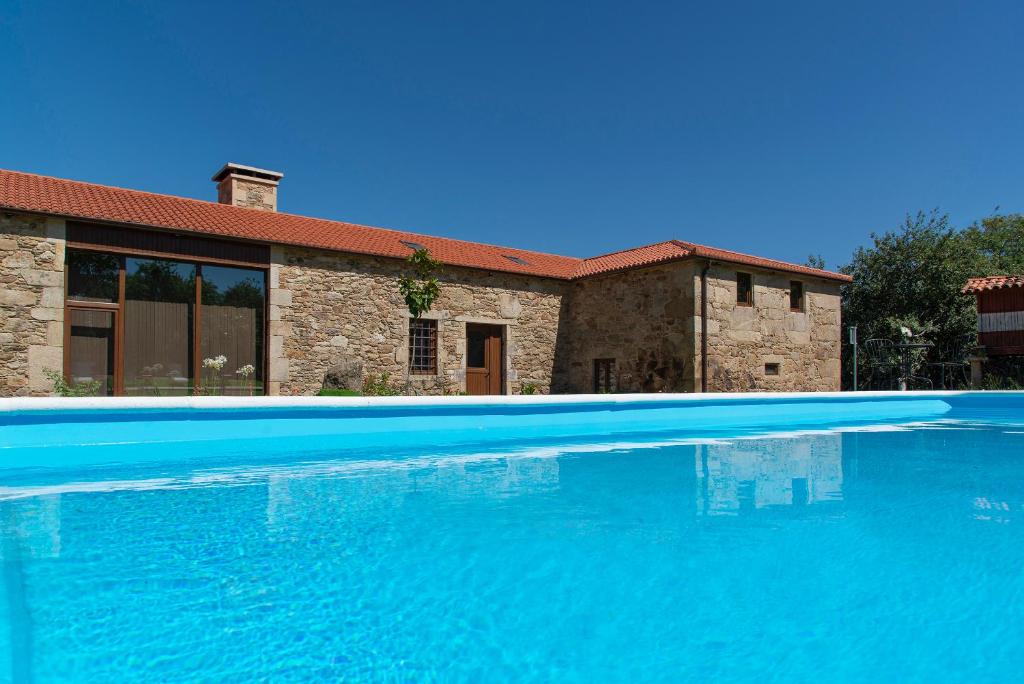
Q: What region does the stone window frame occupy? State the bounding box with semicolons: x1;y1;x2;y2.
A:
408;318;438;375
789;280;805;312
736;271;754;307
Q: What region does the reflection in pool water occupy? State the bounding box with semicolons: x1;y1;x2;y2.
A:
2;419;1023;681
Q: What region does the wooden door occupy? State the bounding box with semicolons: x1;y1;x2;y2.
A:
465;324;503;395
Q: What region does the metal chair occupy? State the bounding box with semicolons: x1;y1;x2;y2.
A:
926;334;973;389
862;338;899;390
905;375;934;391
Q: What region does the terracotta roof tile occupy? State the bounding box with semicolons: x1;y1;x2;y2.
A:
0;168;851;282
573;240;693;278
0;169;581;279
963;275;1024;294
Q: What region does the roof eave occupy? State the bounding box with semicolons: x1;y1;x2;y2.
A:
2;204;576;281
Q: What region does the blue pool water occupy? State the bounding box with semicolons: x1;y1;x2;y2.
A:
1;394;1023;681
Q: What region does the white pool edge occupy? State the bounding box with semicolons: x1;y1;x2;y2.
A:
0;389;1018;413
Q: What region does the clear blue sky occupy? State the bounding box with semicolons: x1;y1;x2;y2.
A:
3;1;1022;269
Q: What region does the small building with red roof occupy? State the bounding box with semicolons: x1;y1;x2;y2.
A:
0;163;850;397
963;276;1024;383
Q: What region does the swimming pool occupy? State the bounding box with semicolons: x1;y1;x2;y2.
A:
1;392;1022;681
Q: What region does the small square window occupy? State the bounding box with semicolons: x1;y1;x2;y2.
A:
789;281;804;311
408;319;437;374
736;272;753;306
594;358;615;393
764;362;780;376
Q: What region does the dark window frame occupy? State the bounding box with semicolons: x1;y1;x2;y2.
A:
63;247;269;396
408;318;438;375
736;272;753;307
593;358;615;393
789;280;804;312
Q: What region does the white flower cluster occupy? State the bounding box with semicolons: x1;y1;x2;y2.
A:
202;355;228;370
236;364;255;378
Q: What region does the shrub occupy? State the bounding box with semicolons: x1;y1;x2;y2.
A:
317;388;362;397
43;368;103;397
362;372;402;396
520;382;538;395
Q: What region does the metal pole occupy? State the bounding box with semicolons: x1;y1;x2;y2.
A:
849;326;858;391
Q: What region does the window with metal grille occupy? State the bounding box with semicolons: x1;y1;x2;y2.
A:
593;358;615;393
408;319;437;374
736;272;753;306
789;280;803;311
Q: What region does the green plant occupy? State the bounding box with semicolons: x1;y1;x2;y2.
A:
520;382;538;395
43;368;103;397
362;372;402;396
317;387;362;397
398;248;441;319
980;374;1024;391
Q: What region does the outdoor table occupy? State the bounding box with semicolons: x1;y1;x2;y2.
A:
893;341;934;391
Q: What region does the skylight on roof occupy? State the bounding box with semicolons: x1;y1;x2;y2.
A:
400;240;426;251
503;255;529;266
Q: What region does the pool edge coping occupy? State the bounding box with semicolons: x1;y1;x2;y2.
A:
1;389;1019;414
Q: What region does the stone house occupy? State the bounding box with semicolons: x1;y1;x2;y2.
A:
0;164;850;397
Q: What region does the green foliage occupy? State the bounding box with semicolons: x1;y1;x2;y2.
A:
805;254;827;270
978;358;1024;390
317;388;362;397
520;382;538;395
362;372;402;396
43;368;103;397
841;211;1024;388
398;249;441;318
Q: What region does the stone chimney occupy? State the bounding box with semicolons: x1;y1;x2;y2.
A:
212;162;284;212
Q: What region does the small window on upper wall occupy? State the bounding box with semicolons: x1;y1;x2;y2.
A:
789;280;804;312
765;362;780;376
736;272;753;306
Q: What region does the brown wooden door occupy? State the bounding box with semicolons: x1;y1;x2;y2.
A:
465;324;503;395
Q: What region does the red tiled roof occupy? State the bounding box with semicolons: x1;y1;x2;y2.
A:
963;275;1024;294
573;239;852;281
0;168;851;282
573;240;691;278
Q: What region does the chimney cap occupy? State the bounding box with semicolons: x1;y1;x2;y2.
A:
212;162;283;183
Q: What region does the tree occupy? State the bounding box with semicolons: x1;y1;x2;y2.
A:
840;211;1024;389
398;249;441;318
805;254;827;270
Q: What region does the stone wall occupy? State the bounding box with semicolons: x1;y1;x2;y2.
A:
0;213;66;396
269;246;567;395
0;210;843;397
560;262;696;393
695;263;842;392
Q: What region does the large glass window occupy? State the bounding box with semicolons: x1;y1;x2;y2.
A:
199;265;265;395
67;309;115;396
67;252;119;303
124;258;196;396
62;249;267;396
